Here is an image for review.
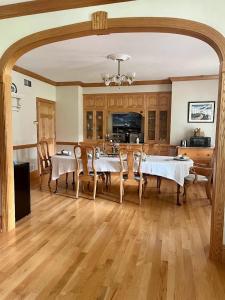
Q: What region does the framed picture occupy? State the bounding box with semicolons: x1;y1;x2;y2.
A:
187;101;215;123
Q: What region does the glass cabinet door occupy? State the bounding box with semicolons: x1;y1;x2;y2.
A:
86;111;94;139
96;111;104;140
159;111;168;141
148;111;156;141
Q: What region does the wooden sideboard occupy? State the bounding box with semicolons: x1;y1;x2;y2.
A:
177;147;214;165
83;92;171;144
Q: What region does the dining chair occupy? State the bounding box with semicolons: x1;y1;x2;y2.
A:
119;149;144;205
37;140;52;190
95;141;105;152
183;165;213;204
74;145;104;200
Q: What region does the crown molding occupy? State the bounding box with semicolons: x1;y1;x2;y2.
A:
0;0;133;20
13;65;219;87
56;79;171;87
13;65;57;86
170;74;219;82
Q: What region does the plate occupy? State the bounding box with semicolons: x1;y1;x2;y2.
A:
173;156;189;161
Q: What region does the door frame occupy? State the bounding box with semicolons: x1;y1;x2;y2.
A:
0;15;225;262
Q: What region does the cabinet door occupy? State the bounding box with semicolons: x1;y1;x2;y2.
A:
147;110;157;142
95;111;104;140
84;95;95;109
159;110;168;142
85;111;94;140
107;94;127;109
95;95;105;109
158;93;170;109
126;94;144;109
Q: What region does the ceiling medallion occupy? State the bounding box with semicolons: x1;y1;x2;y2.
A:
102;53;136;86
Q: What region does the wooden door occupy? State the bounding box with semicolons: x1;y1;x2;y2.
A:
36;98;56;155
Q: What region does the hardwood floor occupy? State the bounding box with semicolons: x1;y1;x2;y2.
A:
0;176;225;299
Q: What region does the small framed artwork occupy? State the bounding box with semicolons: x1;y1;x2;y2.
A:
187;101;215;123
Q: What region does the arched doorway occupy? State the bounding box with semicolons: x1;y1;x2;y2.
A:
0;16;225;261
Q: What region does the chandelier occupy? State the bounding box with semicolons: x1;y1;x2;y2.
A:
102;54;136;86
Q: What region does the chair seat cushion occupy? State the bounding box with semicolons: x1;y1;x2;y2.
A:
184;174;208;182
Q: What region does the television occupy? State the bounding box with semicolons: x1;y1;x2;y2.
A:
112;112;142;134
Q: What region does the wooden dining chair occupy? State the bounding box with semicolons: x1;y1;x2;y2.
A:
37;140;52;190
74;145;104;200
183;165;213;204
119;149;144;205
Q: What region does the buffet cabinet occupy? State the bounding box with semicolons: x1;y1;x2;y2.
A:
83;92;171;144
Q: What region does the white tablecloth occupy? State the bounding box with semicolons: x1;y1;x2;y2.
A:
51;155;193;186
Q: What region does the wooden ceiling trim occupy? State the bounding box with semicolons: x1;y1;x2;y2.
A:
13;66;219;86
13;65;57;86
0;0;133;20
56;79;172;87
170;74;219;82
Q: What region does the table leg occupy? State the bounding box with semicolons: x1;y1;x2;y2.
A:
177;184;181;206
157;176;161;193
54;179;58;193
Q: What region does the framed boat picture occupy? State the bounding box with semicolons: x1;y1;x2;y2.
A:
187;101;215;123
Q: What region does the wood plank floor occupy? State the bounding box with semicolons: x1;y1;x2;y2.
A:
0;176;225;299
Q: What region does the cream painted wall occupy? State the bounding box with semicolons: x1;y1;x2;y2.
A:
170;80;218;146
12;70;56;171
0;0;225;59
56;86;83;143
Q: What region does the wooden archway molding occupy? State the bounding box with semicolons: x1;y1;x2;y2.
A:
1;16;225;261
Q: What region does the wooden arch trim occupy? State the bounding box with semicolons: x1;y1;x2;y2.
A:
1;17;225;73
1;16;225;262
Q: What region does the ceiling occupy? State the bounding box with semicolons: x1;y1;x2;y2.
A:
0;0;34;5
16;33;220;83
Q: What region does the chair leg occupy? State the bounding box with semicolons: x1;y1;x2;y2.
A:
106;172;111;191
101;174;105;193
139;181;143;205
66;173;68;189
39;174;43;190
183;184;187;203
157;176;161;193
72;172;75;190
93;178;97;200
82;182;86;193
48;171;52;191
75;177;79;199
205;183;212;204
120;178;123;204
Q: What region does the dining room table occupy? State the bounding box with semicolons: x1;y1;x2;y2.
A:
51;154;193;205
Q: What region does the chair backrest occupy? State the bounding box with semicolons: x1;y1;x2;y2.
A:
104;142;120;154
74;145;96;176
191;165;213;182
119;149;142;180
96;141;105;152
37;141;51;172
126;144;143;152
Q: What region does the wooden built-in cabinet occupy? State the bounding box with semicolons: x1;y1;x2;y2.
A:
83;92;171;143
177;147;214;165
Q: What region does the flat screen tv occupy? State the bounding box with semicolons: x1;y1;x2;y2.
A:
112;112;142;133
